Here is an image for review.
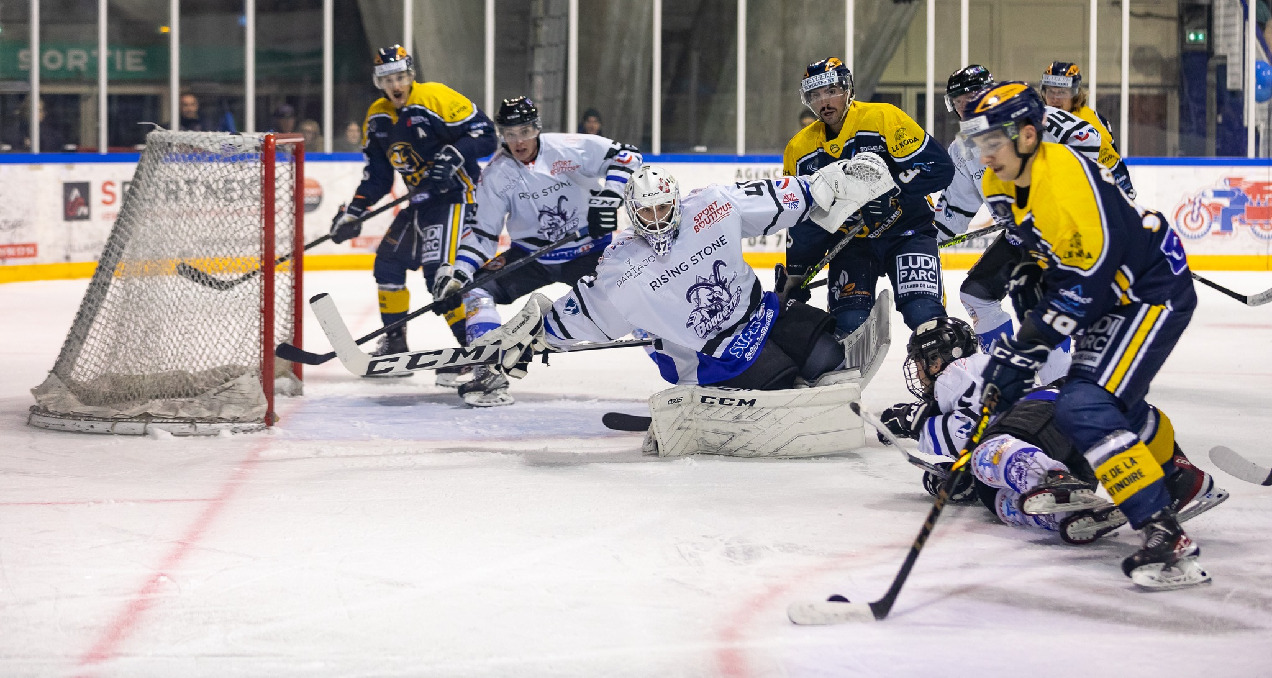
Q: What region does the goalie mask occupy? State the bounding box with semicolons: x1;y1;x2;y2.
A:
624;165;682;257
945;64;994;116
904;317;978;398
373;44;415;90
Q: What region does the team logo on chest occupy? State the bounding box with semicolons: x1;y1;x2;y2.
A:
684;260;743;339
537;195;579;240
387;142;428;187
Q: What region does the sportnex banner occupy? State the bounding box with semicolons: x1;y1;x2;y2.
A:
0;157;1268;282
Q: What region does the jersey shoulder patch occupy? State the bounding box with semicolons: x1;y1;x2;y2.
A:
409;82;476;124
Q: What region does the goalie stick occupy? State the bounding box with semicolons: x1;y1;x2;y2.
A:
787;386;1000;625
176;193;411;291
309;292;651;377
1190;274;1272;307
850;402;949;478
276;230;585;366
1208;445;1272;486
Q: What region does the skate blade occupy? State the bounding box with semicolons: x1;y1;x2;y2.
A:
787;599;875;625
1176;486;1230;523
1021;489;1106;515
362;371;414;379
435;373;475;389
1129;558;1211;591
1060;509;1127;545
462;391;515;408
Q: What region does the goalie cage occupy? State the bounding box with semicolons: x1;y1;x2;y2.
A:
28;130;306;436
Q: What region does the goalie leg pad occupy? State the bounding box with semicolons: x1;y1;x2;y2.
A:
812;289;891;389
647;381;864;458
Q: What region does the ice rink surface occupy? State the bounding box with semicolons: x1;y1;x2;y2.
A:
2;269;1271;678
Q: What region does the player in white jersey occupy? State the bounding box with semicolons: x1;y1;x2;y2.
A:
432;96;642;406
468;156;899;392
935;65;1107;353
880;317;1224;545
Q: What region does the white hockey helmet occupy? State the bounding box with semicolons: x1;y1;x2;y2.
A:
624;165;682;256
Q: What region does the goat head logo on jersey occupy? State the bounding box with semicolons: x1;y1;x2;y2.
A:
537;195;579;240
387;142;428;188
684;260;743;339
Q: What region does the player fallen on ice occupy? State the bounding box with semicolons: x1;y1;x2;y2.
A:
433;96;642;406
880;317;1225;545
960;82;1212;589
327;44;496;378
780;57;955;336
936;64;1120;355
463;159;897;442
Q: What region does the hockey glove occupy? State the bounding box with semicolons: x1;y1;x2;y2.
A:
329;204;364;244
432;262;473;301
1005;260;1045;321
586;188;622;239
923;463;978;503
981;336;1050;414
423;145;464;188
878;400;937;444
774;263;811;305
859;187;902;237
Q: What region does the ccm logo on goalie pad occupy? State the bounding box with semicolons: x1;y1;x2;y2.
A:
699;395;757;406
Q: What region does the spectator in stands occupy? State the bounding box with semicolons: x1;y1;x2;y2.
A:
798;109;816;132
272;104;297;134
577;108;603;135
300;119;322;151
179;92;211;131
4;96;68;152
336;120;363;152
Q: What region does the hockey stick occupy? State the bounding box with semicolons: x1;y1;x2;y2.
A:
176;193;411;291
1208;445;1272;486
803;223;1007;290
850;402;949;477
788;386;1000;624
1190;274;1272;307
275;231;585;366
310;291;652;377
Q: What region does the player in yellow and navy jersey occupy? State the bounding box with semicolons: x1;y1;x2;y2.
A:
1039;61;1135;198
961;82;1212;590
328;44;497;365
781;58;954;336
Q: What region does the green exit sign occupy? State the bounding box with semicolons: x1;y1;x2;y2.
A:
1187;29;1208;45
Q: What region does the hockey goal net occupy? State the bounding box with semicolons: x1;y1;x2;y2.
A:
29;131;305;435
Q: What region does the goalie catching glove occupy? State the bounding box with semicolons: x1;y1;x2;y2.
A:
469;292;554;378
807;151;897;232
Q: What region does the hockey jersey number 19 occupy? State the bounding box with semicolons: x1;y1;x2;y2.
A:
543;178;815;385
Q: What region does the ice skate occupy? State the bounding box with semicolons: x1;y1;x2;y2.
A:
1059;505;1127;545
1121;510;1210;590
435;364;475;389
458;366;514;407
1168;448;1229;522
1019;469;1102;515
364;329;413;378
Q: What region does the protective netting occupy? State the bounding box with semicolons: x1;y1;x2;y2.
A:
29;131;301;435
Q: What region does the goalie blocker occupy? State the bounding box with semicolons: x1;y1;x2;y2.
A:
646;291;891;458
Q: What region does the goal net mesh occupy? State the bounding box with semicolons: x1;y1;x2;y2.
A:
29;131;301;434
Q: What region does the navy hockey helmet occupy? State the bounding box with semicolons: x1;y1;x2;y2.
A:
800;57;854;108
904;317;978;398
373;44;415;88
945;64;994;113
1041;61;1082;89
958;81;1047;144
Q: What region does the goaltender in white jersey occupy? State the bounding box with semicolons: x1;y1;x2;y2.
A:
468;157;900;454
